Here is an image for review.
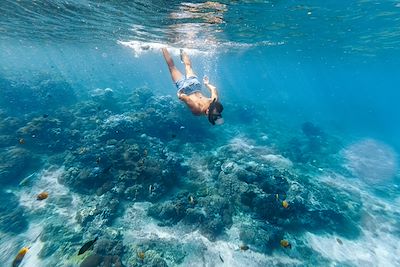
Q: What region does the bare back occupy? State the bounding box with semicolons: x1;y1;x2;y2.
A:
179;91;212;115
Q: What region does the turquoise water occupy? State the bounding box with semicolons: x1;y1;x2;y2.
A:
1;1;399;266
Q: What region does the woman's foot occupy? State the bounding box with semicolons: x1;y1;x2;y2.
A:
180;49;190;65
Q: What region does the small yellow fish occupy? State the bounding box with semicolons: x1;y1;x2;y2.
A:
282;200;289;208
280;239;292;249
12;247;29;267
137;251;145;260
37;192;49;201
19;138;25;145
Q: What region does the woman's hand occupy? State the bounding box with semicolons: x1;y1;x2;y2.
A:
203;75;209;85
177;89;187;100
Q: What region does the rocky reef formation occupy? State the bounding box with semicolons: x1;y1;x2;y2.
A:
144;135;362;259
0;73;372;266
0;74;78;115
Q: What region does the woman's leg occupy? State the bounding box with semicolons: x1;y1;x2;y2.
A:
180;49;196;78
162;48;183;82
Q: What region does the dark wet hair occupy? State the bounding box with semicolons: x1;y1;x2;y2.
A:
213;100;223;113
208;99;223;125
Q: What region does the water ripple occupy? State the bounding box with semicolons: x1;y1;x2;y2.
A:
1;0;400;56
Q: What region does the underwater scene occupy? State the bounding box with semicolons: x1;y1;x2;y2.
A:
1;1;400;266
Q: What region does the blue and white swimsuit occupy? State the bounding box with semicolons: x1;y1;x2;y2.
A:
175;76;202;95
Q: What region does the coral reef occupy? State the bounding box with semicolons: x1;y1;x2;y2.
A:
75;193;121;227
77;238;125;267
0;73;376;266
17;116;80;152
0;74;78;114
90;88;120;113
143;130;363;257
239;222;283;252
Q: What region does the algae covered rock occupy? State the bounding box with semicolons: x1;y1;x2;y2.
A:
75;193;121;227
98;114;140;141
94;238;124;257
148;200;185;225
0;147;40;185
59;165;112;194
17;116;79;152
80;254;103;267
90;88;120;112
239;222;284;253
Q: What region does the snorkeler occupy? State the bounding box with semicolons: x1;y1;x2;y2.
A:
162;48;224;125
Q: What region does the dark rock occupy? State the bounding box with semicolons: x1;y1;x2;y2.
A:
240;190;258;207
239;222;284;253
252;194;284;222
147;256;168;267
80;254;103;267
128;87;153;107
148;192;233;240
75;194;121;226
201;217;225;240
259;170;290;194
0;147;40;185
97;194;121;225
147;200;185;224
235;168;258;183
98;114;140;141
90;88;120;112
124;184;144;200
184;208;206;224
59;166;112;194
17;116;78;152
302;122;323;138
95;238;124;257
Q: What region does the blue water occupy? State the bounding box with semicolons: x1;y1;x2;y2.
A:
1;1;400;267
